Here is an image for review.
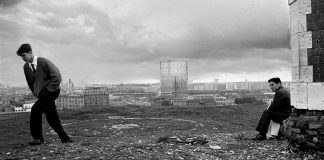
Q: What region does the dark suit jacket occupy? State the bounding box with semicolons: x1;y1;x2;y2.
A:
24;57;61;98
268;86;292;115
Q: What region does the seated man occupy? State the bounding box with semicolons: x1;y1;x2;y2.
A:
252;77;292;141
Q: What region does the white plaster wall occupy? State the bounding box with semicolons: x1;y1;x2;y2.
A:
290;82;308;109
307;83;324;110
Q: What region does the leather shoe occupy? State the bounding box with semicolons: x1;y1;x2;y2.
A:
251;134;266;141
61;138;73;143
28;139;44;145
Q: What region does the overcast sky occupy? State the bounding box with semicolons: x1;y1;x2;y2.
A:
0;0;291;86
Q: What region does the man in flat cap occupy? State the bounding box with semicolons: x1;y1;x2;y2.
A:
16;43;72;145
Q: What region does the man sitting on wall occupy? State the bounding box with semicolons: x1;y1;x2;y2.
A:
252;77;292;141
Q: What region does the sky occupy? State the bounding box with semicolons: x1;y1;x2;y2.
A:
0;0;291;86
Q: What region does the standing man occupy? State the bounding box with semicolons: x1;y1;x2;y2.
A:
16;43;72;145
252;77;292;141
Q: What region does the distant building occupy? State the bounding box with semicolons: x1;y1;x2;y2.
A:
125;100;151;106
186;95;217;107
0;105;13;112
171;98;186;106
67;79;74;94
217;83;227;91
109;99;128;106
22;99;35;112
61;79;74;94
109;92;156;106
112;83;158;93
186;94;232;107
225;82;236;91
189;80;291;92
14;102;33;112
14;107;24;112
56;94;85;110
83;86;109;107
187;80;218;91
160;59;188;98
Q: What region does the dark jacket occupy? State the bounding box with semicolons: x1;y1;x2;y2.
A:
23;57;61;98
268;86;292;115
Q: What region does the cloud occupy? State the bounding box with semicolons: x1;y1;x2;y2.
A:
0;0;292;85
0;0;22;8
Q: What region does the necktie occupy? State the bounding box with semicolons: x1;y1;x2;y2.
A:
31;64;36;72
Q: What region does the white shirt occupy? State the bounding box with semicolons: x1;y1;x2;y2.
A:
29;56;38;71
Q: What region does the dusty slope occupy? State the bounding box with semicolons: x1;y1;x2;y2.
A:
0;104;321;159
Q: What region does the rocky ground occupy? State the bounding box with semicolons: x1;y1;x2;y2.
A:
0;104;322;160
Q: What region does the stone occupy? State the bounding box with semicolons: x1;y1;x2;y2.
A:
307;49;324;66
307;83;324;110
309;122;323;129
313;65;324;73
209;145;221;150
320;116;324;121
318;128;324;135
289;113;298;118
312;30;324;48
295;109;308;116
284;129;292;137
313;73;324;82
286;120;296;127
317;151;324;156
306;142;318;149
283;121;288;128
291;128;302;133
292;65;313;83
307;49;324;65
305;111;314;116
288;0;297;5
313;137;319;143
300;115;319;122
311;0;324;14
292;49;308;66
296;121;308;128
290;132;298;141
291;0;311;14
289;0;310;34
306;13;324;31
290;83;308;109
306;130;318;136
296;134;306;139
290;32;312;57
313;111;324;116
318;144;324;151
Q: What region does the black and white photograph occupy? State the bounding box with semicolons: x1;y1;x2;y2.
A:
0;0;324;159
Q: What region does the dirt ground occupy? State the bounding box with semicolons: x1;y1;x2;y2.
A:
0;104;322;159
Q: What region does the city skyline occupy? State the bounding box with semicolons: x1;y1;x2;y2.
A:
0;79;292;88
1;0;291;86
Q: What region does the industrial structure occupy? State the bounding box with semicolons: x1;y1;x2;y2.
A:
160;59;188;98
